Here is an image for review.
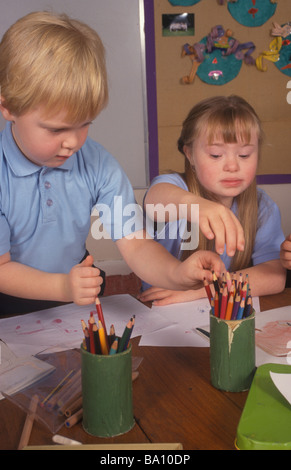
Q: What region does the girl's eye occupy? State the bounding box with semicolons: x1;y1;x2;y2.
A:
239;154;250;158
210;154;222;159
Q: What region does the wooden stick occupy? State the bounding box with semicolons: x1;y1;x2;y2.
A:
18;394;39;450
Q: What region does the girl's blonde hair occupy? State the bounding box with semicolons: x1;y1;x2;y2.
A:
0;11;108;122
177;95;263;271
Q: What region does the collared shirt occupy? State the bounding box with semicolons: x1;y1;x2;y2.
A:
0;122;143;274
142;172;285;290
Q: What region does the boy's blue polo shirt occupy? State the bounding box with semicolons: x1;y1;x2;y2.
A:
0;123;143;274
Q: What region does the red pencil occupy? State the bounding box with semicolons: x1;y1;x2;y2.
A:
203;278;212;305
220;285;228;319
95;297;109;350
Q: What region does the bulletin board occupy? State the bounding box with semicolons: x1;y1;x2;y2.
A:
152;0;291;182
0;0;151;188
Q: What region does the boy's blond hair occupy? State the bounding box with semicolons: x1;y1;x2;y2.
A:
177;95;263;271
0;11;108;122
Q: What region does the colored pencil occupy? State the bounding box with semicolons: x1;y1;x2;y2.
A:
109;338;119;355
214;291;220;318
231;292;241;320
236;298;245;320
225;292;234;320
203;277;212;305
212;271;220;294
98;320;109;355
118;318;133;353
220;285;228;319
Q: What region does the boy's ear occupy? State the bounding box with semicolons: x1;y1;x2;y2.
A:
0;97;14;121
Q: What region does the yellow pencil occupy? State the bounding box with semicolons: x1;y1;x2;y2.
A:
98;320;109;355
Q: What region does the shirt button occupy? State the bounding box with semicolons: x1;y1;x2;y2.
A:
46;199;53;207
44;181;51;189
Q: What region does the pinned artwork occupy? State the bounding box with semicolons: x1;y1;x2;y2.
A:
168;0;201;5
256;22;291;76
219;0;277;27
181;25;255;85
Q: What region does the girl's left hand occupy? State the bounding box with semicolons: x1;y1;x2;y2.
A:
138;286;204;306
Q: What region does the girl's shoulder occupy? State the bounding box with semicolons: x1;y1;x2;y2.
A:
150;172;188;191
257;187;278;210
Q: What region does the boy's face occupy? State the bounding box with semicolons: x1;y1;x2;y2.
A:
0;105;92;167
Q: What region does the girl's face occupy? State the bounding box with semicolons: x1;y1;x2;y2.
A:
0;105;92;167
184;129;259;208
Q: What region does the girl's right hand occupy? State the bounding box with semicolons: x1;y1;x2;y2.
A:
197;197;245;257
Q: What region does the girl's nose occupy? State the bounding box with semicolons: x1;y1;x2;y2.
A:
223;155;240;172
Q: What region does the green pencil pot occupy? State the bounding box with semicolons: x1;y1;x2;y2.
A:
81;343;134;437
210;311;256;392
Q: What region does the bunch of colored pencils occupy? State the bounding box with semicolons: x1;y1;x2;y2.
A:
81;298;135;355
39;367;83;428
204;271;253;320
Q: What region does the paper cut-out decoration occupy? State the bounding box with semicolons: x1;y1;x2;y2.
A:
181;25;255;85
168;0;201;5
256;23;291;76
218;0;277;27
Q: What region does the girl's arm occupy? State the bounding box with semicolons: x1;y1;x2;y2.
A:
144;183;245;257
237;259;286;297
0;252;103;305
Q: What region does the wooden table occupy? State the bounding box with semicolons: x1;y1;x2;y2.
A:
0;289;290;451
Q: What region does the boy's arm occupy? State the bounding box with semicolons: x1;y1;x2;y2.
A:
144;183;245;257
0;252;103;305
116;231;225;291
139;259;286;306
280;234;291;269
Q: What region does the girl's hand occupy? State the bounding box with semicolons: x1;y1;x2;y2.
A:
138;286;204;306
65;255;103;305
197;197;245;257
280;234;291;269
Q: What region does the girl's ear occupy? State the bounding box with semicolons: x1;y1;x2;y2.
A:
183;144;193;164
0;98;14;121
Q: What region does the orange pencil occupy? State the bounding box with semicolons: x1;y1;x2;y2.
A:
214;291;219;318
225;292;234;320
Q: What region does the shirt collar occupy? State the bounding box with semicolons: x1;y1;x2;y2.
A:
2;122;74;176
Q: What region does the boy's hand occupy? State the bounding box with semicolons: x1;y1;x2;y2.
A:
176;250;225;290
280;234;291;270
65;255;103;305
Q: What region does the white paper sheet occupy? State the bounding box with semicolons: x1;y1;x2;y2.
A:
270;371;291;406
139;297;260;347
0;295;171;357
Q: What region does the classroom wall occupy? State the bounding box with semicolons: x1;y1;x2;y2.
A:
153;0;291;176
89;0;291;265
